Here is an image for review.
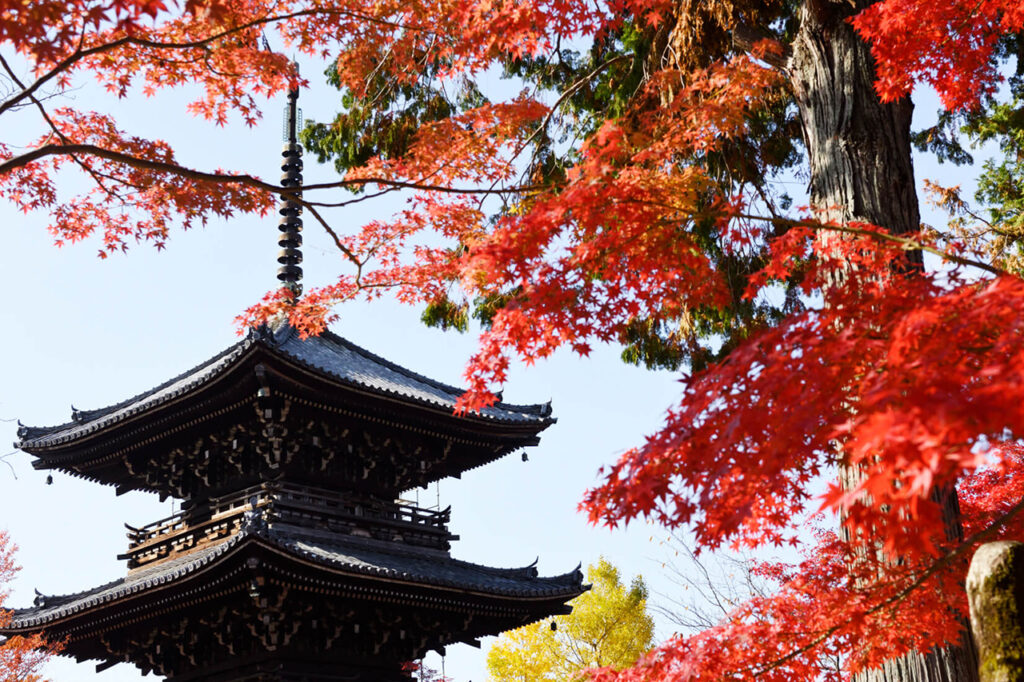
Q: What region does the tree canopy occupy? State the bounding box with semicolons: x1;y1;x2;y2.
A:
3;0;1024;680
487;559;655;682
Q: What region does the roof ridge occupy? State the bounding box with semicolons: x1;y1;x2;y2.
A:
6;532;584;628
257;530;584;594
261;526;557;579
12;576;125;614
315;329;551;415
9;537;243;620
18;324;552;452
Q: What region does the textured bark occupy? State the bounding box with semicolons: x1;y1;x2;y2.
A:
967;542;1024;682
790;0;919;237
788;1;978;680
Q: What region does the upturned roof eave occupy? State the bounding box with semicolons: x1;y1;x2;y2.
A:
2;530;585;632
16;328;554;455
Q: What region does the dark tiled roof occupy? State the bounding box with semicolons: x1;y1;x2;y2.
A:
16;341;248;446
17;324;552;449
10;539;237;628
275;531;582;597
8;529;584;628
267;324;551;424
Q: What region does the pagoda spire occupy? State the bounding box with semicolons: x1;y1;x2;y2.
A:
277;68;303;296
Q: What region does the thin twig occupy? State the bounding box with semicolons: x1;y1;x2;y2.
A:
0;450;18;479
302;203;360;267
0;143;543;198
0;8;433;118
0;52;122;201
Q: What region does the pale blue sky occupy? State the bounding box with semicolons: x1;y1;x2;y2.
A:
0;48;988;681
0;58;690;681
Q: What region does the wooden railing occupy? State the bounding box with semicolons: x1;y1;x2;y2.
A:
121;482;454;569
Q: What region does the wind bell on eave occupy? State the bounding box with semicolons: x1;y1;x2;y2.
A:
277;63;303;297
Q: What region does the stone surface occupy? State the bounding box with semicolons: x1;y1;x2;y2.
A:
968;541;1024;682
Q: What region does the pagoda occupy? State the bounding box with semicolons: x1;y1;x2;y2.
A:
0;84;585;681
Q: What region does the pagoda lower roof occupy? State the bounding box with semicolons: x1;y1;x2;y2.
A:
7;526;584;630
17;323;552;451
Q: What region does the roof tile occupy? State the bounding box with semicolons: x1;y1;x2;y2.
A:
8;529;583;628
18;325;552;449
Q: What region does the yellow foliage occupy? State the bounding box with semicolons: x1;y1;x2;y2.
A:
486;559;655;682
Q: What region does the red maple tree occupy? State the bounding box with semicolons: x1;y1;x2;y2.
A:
0;532;52;682
3;0;1024;680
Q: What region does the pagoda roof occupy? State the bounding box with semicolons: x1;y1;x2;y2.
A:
17;324;552;451
8;526;585;630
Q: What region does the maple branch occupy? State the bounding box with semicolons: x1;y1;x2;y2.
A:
750;494;1024;677
299;186;409;209
756;215;1003;275
300;203;361;268
0;53;124;203
301;178;543;195
0;8;431;119
0;142;275;188
0;143;543;198
0;141;545;267
579;193;1000;278
643;197;1004;276
731;25;790;70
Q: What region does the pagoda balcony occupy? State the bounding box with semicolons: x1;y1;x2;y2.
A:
120;481;456;569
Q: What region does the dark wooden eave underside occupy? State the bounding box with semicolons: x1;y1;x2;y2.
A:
5;528;584;636
17;327;554;495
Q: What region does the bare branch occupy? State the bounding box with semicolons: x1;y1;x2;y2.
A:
0;450;18;479
731;25;790;70
301;203;361;268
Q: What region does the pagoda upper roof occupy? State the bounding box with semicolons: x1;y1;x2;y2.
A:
17;323;552;451
8;524;585;630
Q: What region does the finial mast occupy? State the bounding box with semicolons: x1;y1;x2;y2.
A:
277;64;303;296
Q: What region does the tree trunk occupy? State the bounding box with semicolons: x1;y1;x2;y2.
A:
967;542;1024;682
790;0;919;238
788;1;978;680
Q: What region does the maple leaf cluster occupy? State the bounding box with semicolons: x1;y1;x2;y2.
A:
0;0;674;257
5;0;1024;679
584;228;1024;557
852;0;1024;109
236;1;1024;675
0;532;53;682
590;444;1024;681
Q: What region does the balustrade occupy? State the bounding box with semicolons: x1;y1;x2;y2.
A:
122;482;455;569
